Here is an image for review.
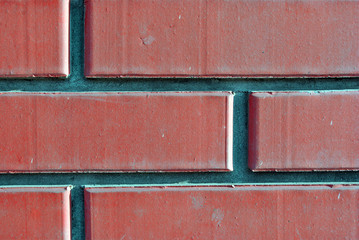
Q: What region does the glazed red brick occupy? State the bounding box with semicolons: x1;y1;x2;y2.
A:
85;0;359;77
85;185;359;239
0;0;69;77
0;92;233;172
0;187;71;239
249;91;359;171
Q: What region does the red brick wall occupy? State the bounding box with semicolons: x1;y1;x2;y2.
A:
0;0;358;239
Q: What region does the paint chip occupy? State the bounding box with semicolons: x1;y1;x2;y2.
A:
140;35;155;46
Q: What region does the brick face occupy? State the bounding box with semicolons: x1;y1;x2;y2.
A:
249;91;359;171
0;92;233;172
85;185;359;240
0;187;71;240
85;0;359;77
0;0;69;77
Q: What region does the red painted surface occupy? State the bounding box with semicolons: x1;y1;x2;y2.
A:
0;187;71;239
85;0;359;78
0;0;69;77
0;92;233;172
249;91;359;171
85;185;359;239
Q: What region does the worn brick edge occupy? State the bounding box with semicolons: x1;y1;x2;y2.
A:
84;74;359;79
84;184;359;192
225;94;234;171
